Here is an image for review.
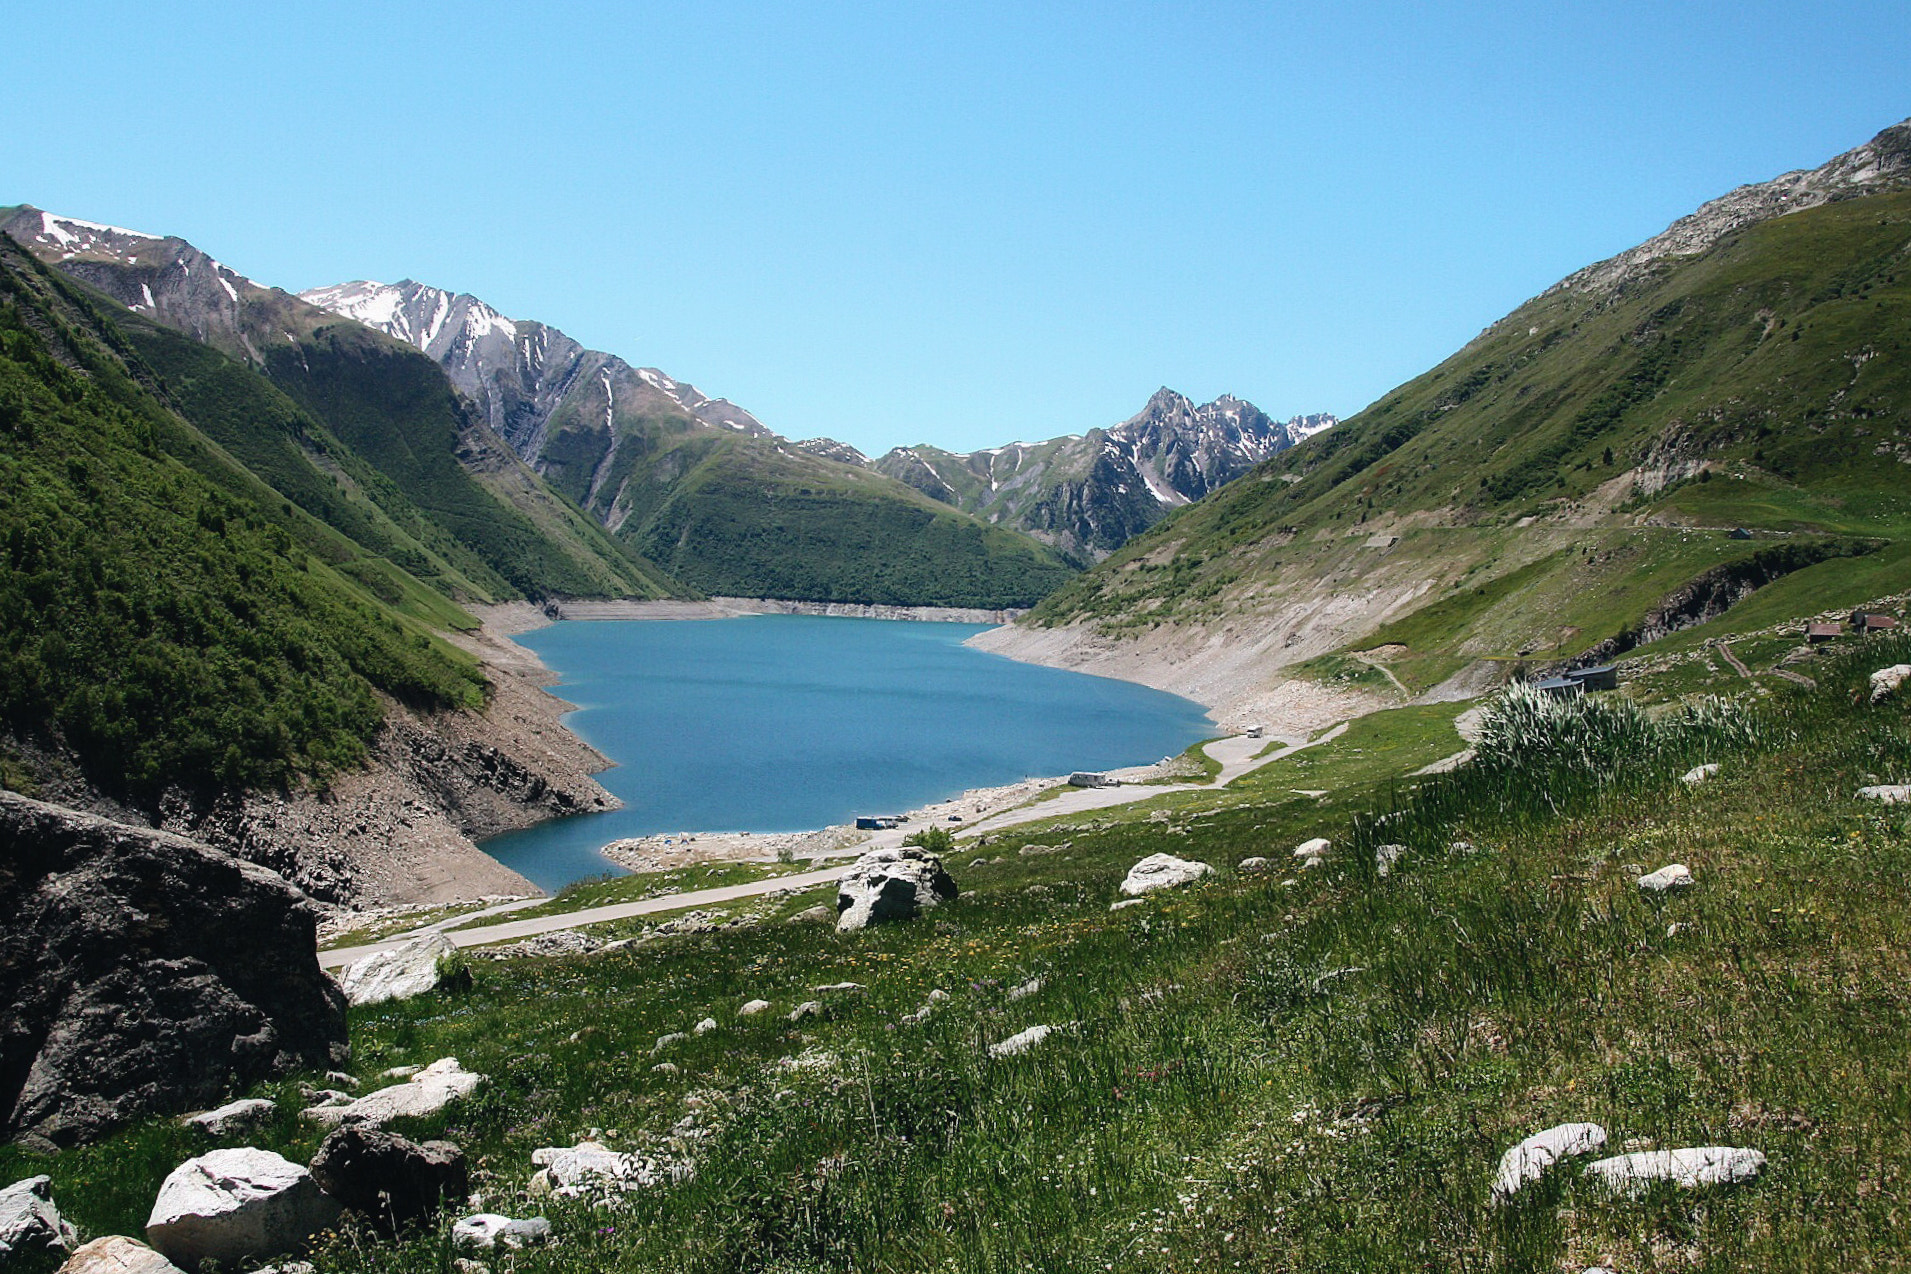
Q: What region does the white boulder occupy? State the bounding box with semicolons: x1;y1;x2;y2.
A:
1237;856;1272;872
302;1057;483;1127
1857;784;1911;804
1374;844;1408;877
1109;899;1146;912
989;1025;1056;1057
452;1213;552;1249
835;848;958;931
738;999;771;1016
1292;837;1331;868
144;1148;341;1269
1638;864;1695;894
55;1235;184;1273
1869;664;1911;703
692;1017;718;1036
0;1175;78;1259
338;932;458;1007
1584;1146;1765;1194
1490;1122;1607;1202
529;1141;666;1198
1680;763;1720;785
1119;853;1213;897
184;1098;277;1137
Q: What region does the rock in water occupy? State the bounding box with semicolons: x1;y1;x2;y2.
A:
1490;1123;1608;1202
1119;854;1213;896
308;1125;468;1234
1584;1146;1765;1194
0;791;347;1150
144;1148;342;1269
338;933;461;1007
1637;864;1695;893
0;1174;78;1259
452;1214;552;1250
835;849;958;931
301;1058;482;1127
55;1236;185;1273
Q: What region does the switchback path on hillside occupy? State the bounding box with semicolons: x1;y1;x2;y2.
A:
317;725;1350;971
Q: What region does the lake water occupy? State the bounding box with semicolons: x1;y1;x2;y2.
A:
479;615;1213;891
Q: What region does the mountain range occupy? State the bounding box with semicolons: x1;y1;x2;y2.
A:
981;117;1911;725
862;392;1334;560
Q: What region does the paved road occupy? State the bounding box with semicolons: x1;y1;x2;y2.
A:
318;726;1348;972
317;864;853;970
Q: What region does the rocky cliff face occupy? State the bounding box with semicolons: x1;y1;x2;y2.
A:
873;390;1337;559
0;792;348;1150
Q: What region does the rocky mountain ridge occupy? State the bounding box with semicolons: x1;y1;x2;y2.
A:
870;389;1335;559
1552;117;1911;296
294;276;1076;606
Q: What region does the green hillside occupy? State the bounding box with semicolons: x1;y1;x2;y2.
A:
526;372;1079;608
0;239;486;802
1031;186;1911;682
258;321;676;601
11;613;1910;1272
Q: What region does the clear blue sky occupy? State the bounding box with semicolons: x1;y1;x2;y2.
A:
3;2;1907;455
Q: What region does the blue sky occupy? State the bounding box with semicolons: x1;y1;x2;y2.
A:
3;2;1908;455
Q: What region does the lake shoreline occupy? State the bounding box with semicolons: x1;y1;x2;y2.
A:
460;603;1211;890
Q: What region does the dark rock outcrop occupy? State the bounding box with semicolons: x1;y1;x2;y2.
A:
0;792;348;1149
308;1125;468;1234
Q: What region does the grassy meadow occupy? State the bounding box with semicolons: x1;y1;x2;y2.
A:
7;627;1911;1273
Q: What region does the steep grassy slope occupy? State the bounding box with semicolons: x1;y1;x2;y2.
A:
1026;184;1911;689
294;276;1081;608
0;210;680;602
10;621;1908;1272
598;431;1079;607
0;239;486;802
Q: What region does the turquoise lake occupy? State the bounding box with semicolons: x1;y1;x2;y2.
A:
479;615;1214;891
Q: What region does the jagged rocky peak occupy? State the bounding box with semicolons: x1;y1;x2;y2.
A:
297;279;519;360
1559;116;1911;295
298;278;775;450
1;205;275;352
794;437;870;465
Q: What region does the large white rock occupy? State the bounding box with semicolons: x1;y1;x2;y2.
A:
1638;864;1695;894
302;1057;482;1127
1857;784;1911;804
737;999;771;1016
144;1148;341;1269
1119;853;1213;897
451;1213;552;1249
1869;664;1911;703
835;848;958;931
988;1025;1056;1057
529;1141;664;1198
0;1175;78;1259
1680;763;1720;785
183;1098;277;1137
1490;1122;1607;1202
1292;837;1331;868
338;932;458;1007
1584;1146;1765;1194
56;1235;184;1273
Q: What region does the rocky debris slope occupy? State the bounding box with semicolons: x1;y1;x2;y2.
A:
0;792;347;1150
